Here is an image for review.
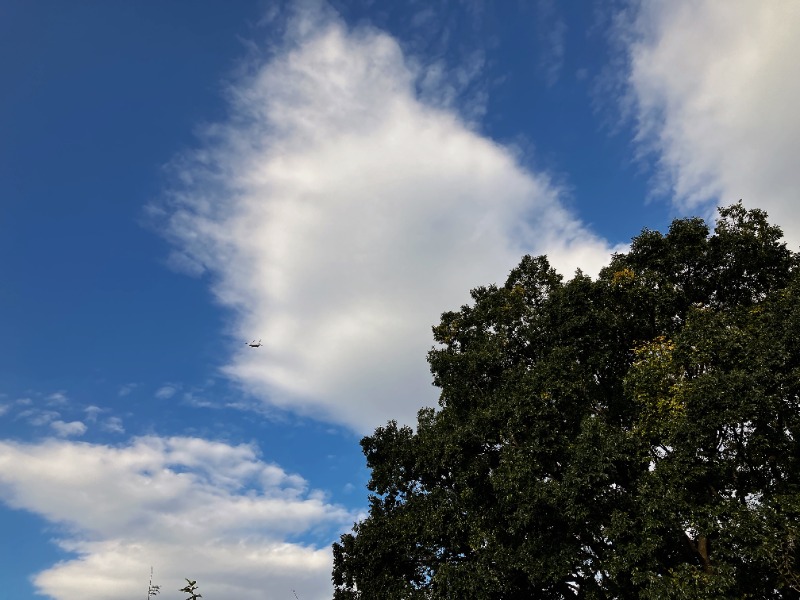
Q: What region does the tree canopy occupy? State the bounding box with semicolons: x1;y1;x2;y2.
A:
332;203;800;599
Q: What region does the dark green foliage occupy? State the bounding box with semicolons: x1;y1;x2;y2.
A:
332;203;800;598
180;579;201;600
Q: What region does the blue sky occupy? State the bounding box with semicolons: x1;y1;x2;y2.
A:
2;1;799;599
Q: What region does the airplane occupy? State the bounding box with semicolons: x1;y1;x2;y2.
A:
246;339;262;348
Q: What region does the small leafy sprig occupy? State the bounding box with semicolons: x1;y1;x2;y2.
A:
146;566;161;599
180;579;202;600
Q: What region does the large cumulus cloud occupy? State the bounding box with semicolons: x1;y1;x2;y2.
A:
161;7;619;433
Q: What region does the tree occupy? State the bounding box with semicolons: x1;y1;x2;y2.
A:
332;203;800;598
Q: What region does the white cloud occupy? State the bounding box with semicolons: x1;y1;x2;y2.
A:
155;385;178;400
84;405;104;423
0;404;8;417
621;0;800;248
536;0;567;87
101;417;125;434
50;420;88;438
47;391;69;405
118;383;137;397
21;408;60;427
0;436;353;600
161;7;619;433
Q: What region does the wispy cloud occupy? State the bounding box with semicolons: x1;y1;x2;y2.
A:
155;384;179;400
372;0;495;124
84;405;103;423
47;391;69;405
100;416;125;434
0;436;354;600
78;406;126;433
50;420;87;438
619;0;800;246
118;383;137;397
536;0;567;87
6;392;118;438
20;409;60;427
158;5;619;433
